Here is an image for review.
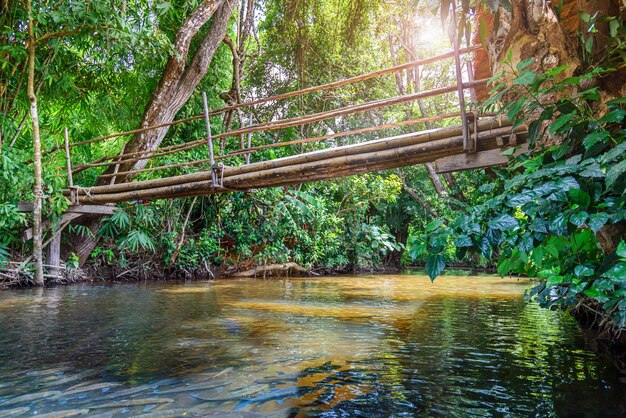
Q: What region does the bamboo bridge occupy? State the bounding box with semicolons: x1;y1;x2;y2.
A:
24;45;527;246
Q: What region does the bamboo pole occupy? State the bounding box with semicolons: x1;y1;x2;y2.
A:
246;114;252;165
96;112;472;180
72;128;525;204
451;0;471;153
68;118;512;197
202;92;217;186
63;128;73;187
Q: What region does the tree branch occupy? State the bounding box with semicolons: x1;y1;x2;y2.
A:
35;25;110;45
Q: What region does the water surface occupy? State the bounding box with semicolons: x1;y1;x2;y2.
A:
0;272;624;416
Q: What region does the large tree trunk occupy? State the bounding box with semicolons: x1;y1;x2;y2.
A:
485;0;581;97
114;0;237;179
72;0;237;265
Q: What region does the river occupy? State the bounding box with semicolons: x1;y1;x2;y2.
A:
0;271;624;417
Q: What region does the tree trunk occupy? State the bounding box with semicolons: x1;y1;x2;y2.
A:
71;0;237;266
113;0;237;179
27;0;44;286
442;172;467;203
486;0;581;101
424;162;448;197
402;183;438;219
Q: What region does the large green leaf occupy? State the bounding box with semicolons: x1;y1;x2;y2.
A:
606;159;626;190
425;254;445;281
549;113;576;134
588;213;609;233
488;214;519;231
512;69;537;85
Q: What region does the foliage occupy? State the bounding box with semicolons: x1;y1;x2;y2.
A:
409;58;626;328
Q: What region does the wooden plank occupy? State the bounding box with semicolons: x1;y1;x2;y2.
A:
23;213;83;242
66;205;115;215
434;144;528;173
18;202;34;212
46;233;62;277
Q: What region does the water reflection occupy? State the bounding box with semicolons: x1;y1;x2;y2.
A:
0;272;624;416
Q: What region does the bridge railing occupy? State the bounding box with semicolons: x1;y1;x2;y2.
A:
53;45;490;198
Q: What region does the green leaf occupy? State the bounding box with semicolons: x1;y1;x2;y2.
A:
603;262;626;282
588;213;609;233
528;119;544;144
409;241;427;260
501;147;516;157
507;98;527;121
425;254;446;281
610;19;619;37
606;159;626;190
479;16;490;49
570;211;588;227
600;141;626;164
579;163;604;178
506;193;532;207
497;257;512;277
516;58;534;71
549;113;576;134
454;234;473;247
574;265;594;278
513;70;537;85
585;37;593;54
488;214;519;231
600;108;626;124
583;131;610;150
425;219;445;233
532;247;545;268
617;241;626;258
568;189;591;209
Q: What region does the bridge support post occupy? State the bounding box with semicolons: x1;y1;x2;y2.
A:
63;128;79;204
202;92;218;187
451;0;475;154
246;114;252;165
45;228;61;279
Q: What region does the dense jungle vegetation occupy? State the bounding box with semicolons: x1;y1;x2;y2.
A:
0;1;625;339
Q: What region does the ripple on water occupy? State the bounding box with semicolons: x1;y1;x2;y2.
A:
0;273;624;416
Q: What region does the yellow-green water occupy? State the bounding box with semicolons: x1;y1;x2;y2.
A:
0;271;624;416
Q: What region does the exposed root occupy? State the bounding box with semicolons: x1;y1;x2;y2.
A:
229;262;309;278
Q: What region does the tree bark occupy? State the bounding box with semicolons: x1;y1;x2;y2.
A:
27;0;44;286
402;183;438;219
487;0;581;103
109;0;237;181
442;172;467;203
72;0;237;266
